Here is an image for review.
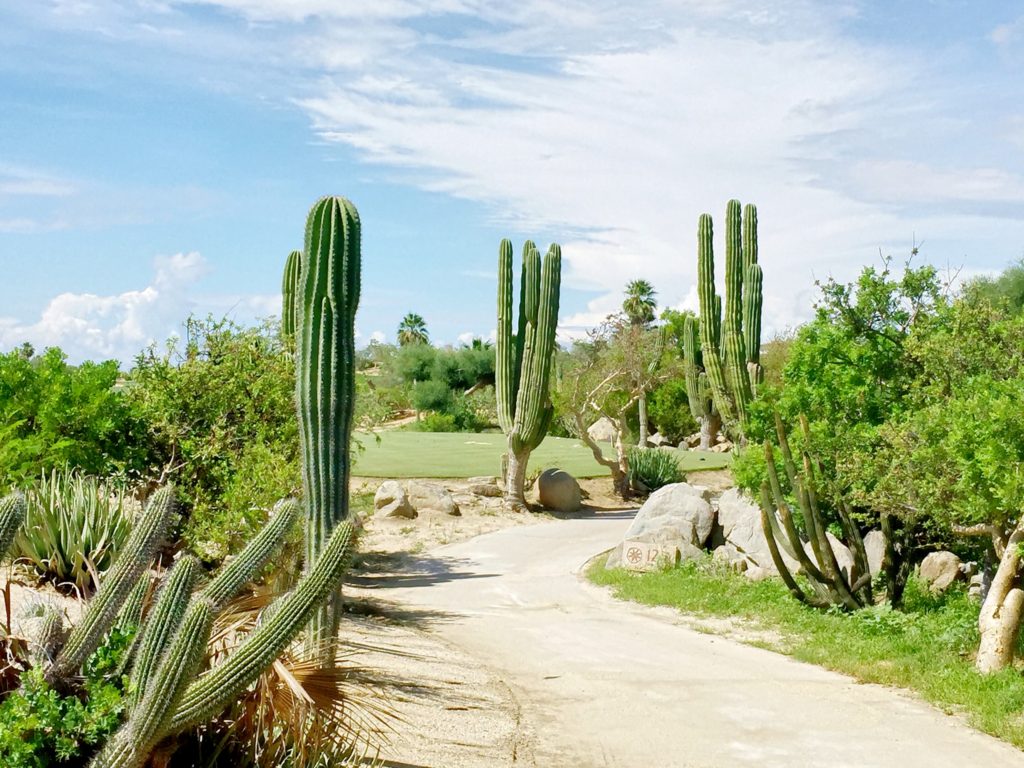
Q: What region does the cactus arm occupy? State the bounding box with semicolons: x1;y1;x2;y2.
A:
512;244;561;453
759;483;818;607
128;555;200;706
169;520;356;734
201;498;300;610
47;486;175;683
496;238;517;434
297;196;360;657
0;492;26;562
90;599;215;768
682;316;706;422
281;249;302;343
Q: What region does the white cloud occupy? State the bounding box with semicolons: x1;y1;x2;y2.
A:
0;252;210;365
370;330;387;343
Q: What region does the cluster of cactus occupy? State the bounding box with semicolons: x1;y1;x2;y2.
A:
496;239;562;508
294;196;361;657
1;486;355;768
686;200;763;441
681;314;720;449
281;248;303;345
757;414;872;611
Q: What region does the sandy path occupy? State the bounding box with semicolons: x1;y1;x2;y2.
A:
357;513;1024;768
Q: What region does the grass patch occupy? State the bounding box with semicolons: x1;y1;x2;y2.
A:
352;431;730;478
589;557;1024;747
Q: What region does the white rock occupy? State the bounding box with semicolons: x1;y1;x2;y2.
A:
406;481;461;516
537;468;582;513
374;480;416;519
587;416;618;443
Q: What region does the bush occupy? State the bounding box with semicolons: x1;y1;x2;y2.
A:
410;379;452;413
416;412;459;432
627;447;684;492
13;469;136;594
647;378;697;444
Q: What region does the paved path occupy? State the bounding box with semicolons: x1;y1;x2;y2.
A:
366;514;1024;768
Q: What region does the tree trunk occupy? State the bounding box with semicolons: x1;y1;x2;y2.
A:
503;445;531;512
574;411;630;500
977;519;1024;673
613;417;632;497
698;413;720;450
637;395;649;447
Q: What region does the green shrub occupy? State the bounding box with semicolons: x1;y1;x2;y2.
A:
0;630;134;767
13;469;135;593
627;447;684;492
410;379;452;413
647;378;697;444
417;412;458;432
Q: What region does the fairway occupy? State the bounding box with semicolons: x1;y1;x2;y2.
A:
351;431;731;478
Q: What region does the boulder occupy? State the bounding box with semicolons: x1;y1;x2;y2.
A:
685;433;702;449
537;468;582;513
919;551;963;594
406;481;461;516
606;483;714;570
469;482;503;498
804;532;856;581
647;432;669;447
710;441;734;453
374;480;416;519
716;488;799;575
863;529;885;577
587;416;618;443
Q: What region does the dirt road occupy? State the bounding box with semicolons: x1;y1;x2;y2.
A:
360;513;1024;767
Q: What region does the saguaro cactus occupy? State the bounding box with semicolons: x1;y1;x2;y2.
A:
496;239;562;509
0;492;26;560
281;249;302;344
681;315;720;449
695;201;763;439
296;196;360;658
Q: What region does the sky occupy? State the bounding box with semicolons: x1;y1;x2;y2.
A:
1;0;1023;365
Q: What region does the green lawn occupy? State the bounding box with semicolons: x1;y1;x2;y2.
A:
590;557;1024;748
351;431;730;478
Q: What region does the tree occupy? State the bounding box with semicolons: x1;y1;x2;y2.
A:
555;317;674;498
397;313;429;346
622;279;657;327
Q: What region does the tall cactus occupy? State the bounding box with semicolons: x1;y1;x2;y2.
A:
296;196;360;659
695;200;763;440
496;239;562;509
281;249;302;344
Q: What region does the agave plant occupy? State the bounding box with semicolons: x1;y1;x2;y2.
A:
13;468;135;594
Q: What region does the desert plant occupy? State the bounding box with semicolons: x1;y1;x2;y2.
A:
296;196;360;661
626;447;684;492
397;313;429;346
13;469;134;594
692;200;763;441
757;415;871;611
281;249;303;344
496;239;562;510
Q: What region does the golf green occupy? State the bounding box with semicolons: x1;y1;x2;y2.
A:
351;431;731;478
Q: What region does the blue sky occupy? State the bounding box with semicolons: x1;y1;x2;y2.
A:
1;1;1023;364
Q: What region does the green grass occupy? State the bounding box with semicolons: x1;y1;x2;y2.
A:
351;431;731;478
590;557;1024;747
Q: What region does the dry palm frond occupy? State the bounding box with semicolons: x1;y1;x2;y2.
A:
171;592;395;768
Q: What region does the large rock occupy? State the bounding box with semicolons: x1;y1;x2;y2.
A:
647;432;669;447
406;481;461;516
919;551;963;593
537;468;582;513
716;488;800;576
863;529;885;577
374;480;415;519
587;416;618;443
606;483;714;569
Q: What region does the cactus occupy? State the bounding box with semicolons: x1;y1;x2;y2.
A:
496;239;562;508
681;315;721;449
694;201;763;439
47;486;176;684
169;520;356;733
128;556;200;706
200;497;300;610
296;196;360;658
281;249;302;344
91;598;215;768
757;414;871;611
0;491;26;561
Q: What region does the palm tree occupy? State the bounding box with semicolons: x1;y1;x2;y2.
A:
623;279;657;327
397;313;429;346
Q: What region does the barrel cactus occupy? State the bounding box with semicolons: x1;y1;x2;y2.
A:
496;239;562;509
